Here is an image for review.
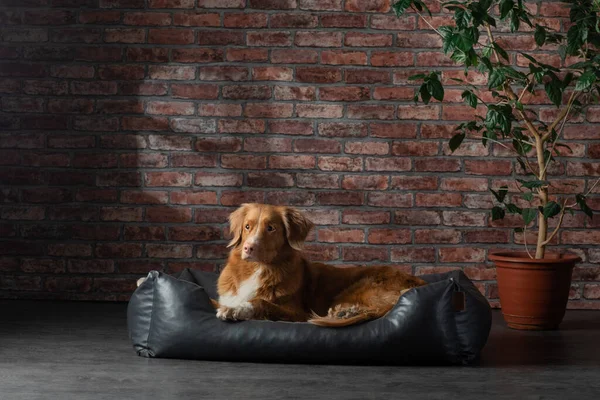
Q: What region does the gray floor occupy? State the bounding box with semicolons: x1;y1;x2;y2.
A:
1;301;599;400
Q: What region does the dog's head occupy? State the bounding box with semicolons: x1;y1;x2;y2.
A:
227;203;313;263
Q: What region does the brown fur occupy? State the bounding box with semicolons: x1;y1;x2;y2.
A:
214;203;427;327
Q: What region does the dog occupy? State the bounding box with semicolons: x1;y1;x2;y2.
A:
213;203;426;327
137;203;427;327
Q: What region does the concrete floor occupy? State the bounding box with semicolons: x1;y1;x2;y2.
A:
1;300;599;400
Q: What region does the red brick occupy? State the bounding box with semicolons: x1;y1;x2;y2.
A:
416;52;456;67
342;210;389;225
222;13;267;28
303;244;339;261
345;0;390;12
365;158;411;172
198;0;244;7
200;66;248;81
146;207;192;223
147;244;193;259
79;9;121;23
221;191;265;206
170;191;218;205
368;228;411;245
297;173;339;189
122;116;169;131
1;207;45;221
174;12;220;26
367;193;412;208
297;67;342;83
464;229;510;243
369;123;416;139
269;120;313;135
97;172;141;187
465;160;512;175
398;105;439;120
439;248;486;263
170;226;221;242
318;228;364;243
248;0;297;9
68;260;114;274
566;162;600;176
318;122;367;137
274;85;316;101
562;231;600;244
391;248;436;263
247;31;292;46
348;105;395;120
346;69;390;84
145;172;192;187
248;172;294;188
295;31;342;47
342;175;388;191
198;30;244;45
149;65;195;80
199;104;242;117
22;151;69;167
343;247;387;262
321;50;367;65
345;32;392;47
171;84;219;99
415;229;461;244
222;85;271;100
72;153;118;169
294;138;341;154
320;87;369;102
3;28;47;43
101;135;146;149
345;141;389;155
440;177;487;192
49;244;93;257
265;191;316;206
321;14;366;28
121;190;169;204
392;141;439;156
22;188;71;204
147;101;194;116
124;12;171;26
397;33;442;48
414;159;461;172
105;28;145;43
0;63;47;78
298;0;341;10
227;48;269;62
297;104;343;118
245;103;293;118
75;116;119;131
2;97;45;113
172;48;224;63
221;154;267;169
195;172;243;186
271;13;317;28
100;207;143;222
271;49;318;63
168;154;216;168
252;66;293;81
416;193;462;207
317;191;363;206
196;137;243;152
318;156;362;171
442;211;486;227
45;277;92;293
0;275;41;291
244;137;292;152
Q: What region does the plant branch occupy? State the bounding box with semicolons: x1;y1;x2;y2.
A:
543;91;580;142
541;199;568;246
413;9;443;37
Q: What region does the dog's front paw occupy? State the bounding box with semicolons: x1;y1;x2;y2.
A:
232;302;254;321
216;306;234;320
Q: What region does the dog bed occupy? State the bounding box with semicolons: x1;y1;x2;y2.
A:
127;268;492;365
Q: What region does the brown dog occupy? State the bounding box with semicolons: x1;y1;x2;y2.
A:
214;203;426;327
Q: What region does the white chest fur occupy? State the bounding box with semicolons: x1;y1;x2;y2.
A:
219;268;262;308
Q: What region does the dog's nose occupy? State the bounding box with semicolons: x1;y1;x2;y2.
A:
244;244;254;254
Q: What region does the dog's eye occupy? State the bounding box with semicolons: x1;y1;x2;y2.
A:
245;224;250;230
267;225;275;232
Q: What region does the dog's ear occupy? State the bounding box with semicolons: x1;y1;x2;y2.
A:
227;204;250;248
281;207;314;251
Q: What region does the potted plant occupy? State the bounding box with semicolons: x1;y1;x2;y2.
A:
394;0;599;329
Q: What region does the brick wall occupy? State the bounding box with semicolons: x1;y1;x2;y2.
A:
1;0;599;306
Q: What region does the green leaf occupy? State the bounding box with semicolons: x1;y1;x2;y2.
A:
493;43;510;61
506;203;523;214
491;206;506;221
408;73;427;81
543;201;561;218
522;208;537;225
454;8;471;29
575;71;597;91
509;11;520;32
428;78;445;101
490;186;508;203
462;90;478;108
449;133;466;152
522;192;534;201
419;84;431;104
576;194;594;219
517;179;546;189
534;25;547;46
499;0;514;18
488;68;505;89
514;227;524;233
544;80;563;107
392;0;412;16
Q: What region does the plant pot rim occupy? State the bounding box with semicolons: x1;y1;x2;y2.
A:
489;251;581;264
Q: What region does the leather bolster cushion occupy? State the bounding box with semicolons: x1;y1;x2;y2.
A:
127;269;492;365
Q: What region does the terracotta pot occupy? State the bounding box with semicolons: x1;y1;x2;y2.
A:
489;251;581;331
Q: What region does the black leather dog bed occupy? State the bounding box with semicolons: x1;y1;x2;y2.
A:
127;268;491;365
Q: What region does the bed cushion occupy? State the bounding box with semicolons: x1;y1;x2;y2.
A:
127;268;491;365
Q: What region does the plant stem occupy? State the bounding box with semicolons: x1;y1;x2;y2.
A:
535;135;548;259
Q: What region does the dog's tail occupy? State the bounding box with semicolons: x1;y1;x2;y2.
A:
307;304;392;328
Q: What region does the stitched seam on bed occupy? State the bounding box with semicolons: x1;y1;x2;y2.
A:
449;275;467;364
